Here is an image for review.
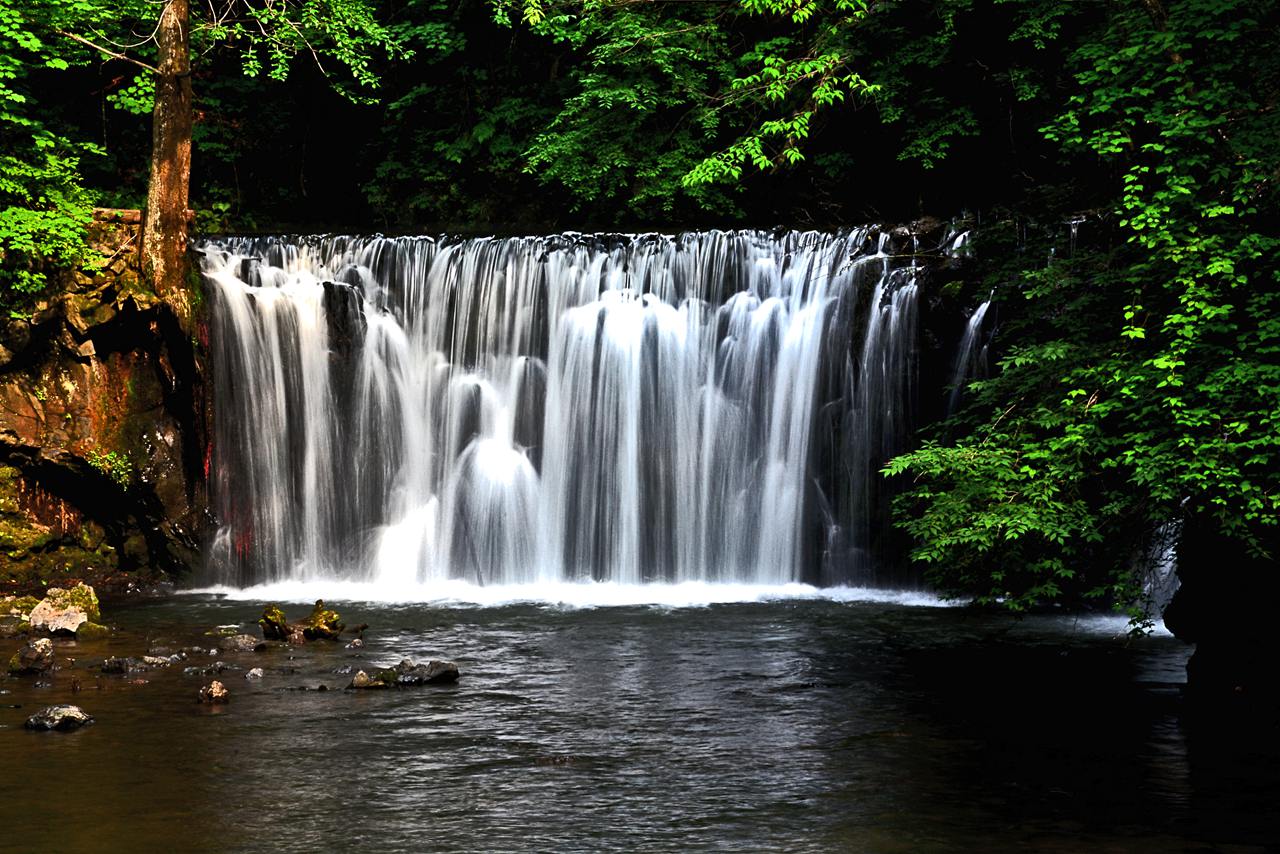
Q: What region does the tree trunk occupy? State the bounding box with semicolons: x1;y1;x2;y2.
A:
142;0;193;313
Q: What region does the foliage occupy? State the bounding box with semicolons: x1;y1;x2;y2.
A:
85;448;132;488
886;0;1280;616
0;0;98;296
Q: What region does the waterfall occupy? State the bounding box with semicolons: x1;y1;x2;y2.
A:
946;298;992;417
200;230;922;588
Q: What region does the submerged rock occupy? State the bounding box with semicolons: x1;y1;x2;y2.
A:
245;667;264;680
218;634;260;653
8;637;54;674
101;655;174;674
348;658;459;689
25;704;93;731
198;680;229;704
27;584;100;636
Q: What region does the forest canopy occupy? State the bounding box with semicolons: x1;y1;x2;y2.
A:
1;0;1276;617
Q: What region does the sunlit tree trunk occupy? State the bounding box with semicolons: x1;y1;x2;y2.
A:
142;0;193;313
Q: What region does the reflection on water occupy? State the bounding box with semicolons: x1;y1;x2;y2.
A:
0;596;1275;852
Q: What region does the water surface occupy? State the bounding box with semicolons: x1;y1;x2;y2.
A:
1;594;1274;852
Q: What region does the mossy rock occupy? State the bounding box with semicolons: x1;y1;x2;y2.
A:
2;595;41;617
76;621;110;639
41;583;100;622
258;604;290;640
301;600;343;641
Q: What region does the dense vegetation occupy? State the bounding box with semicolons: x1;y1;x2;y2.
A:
1;0;1276;617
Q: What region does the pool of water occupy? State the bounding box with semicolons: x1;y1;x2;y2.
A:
1;593;1276;852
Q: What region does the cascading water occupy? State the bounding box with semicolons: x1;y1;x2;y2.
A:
946;297;993;417
200;229;924;591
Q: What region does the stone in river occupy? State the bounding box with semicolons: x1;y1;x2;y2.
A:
25;704;93;731
8;638;54;674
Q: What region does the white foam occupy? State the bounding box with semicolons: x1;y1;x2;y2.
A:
186;579;953;610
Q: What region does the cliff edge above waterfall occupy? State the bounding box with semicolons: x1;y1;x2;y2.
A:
0;210;207;597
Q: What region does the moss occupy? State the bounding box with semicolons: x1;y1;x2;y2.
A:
2;595;41;616
42;583;100;622
300;599;344;641
259;604;290;640
76;621;110;639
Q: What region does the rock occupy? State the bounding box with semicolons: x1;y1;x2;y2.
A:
0;595;40;618
198;680;229;704
218;634;260;652
348;658;459;689
391;658;460;685
8;637;54;674
101;656;147;674
75;622;110;640
24;704;93;731
258;604;291;640
245;667;264;680
348;670;385;689
0;616;26;638
345;638;364;649
204;625;243;638
258;600;345;643
27;583;100;636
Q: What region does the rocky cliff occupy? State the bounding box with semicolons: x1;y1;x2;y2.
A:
0;210;207;596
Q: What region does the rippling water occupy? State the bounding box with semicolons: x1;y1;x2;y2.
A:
1;594;1276;852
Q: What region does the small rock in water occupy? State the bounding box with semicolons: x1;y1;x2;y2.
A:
25;704;93;731
245;667;264;680
345;638;364;649
102;656;159;674
8;638;54;674
348;670;385;689
198;681;229;704
333;664;354;675
347;658;460;689
218;634;260;653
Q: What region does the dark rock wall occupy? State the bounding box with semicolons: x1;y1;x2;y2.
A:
0;211;208;596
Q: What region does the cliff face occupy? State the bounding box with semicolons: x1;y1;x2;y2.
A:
0;211;208;596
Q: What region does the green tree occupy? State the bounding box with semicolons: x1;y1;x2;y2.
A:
19;0;406;304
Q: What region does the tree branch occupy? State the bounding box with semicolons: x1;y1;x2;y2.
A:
57;30;160;74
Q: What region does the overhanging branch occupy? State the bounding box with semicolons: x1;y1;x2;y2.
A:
57;30;160;75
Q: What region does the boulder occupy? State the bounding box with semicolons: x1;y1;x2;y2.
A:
245;667;264;680
218;634;260;653
25;704;93;731
27;583;101;636
198;680;229;704
8;637;54;674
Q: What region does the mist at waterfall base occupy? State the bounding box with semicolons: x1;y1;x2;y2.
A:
199;229;935;602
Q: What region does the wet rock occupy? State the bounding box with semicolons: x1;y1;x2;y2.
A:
183;661;235;677
27;584;100;636
258;600;345;642
245;667;264;680
0;616;27;638
25;704;93;731
198;680;229;704
204;625;242;638
348;670;386;689
218;634;260;653
333;664;354;675
258;604;291;640
345;638;364;649
76;622;110;640
8;637;54;674
348;658;459;689
391;658;459;686
101;656;147;674
1;595;40;618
